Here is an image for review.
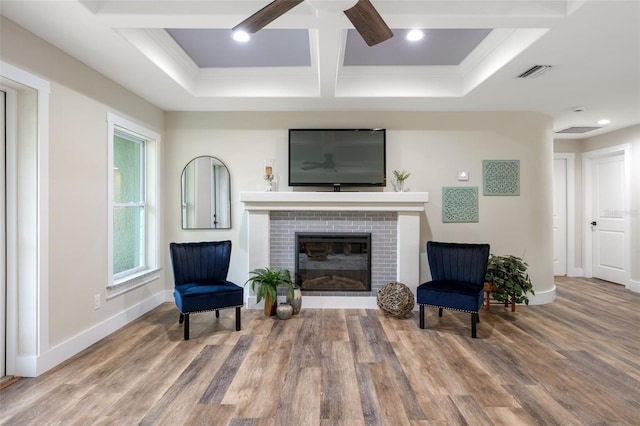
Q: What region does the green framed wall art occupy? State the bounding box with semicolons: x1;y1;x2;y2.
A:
483;160;520;196
442;186;479;223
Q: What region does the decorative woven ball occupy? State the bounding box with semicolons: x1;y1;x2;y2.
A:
377;282;415;318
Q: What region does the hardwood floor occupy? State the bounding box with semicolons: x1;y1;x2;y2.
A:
1;277;639;425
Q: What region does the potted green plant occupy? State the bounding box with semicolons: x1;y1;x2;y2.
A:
392;169;411;192
484;254;535;311
245;267;295;316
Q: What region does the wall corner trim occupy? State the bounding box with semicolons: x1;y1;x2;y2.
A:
527;284;556;305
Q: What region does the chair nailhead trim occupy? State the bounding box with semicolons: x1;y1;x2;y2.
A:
180;305;243;315
418;303;478;314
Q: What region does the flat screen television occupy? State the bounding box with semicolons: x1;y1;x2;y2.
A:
288;129;386;191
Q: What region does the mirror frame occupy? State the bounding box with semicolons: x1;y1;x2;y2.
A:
181;155;232;229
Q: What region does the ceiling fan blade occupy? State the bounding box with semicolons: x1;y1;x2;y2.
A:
344;0;393;46
233;0;305;33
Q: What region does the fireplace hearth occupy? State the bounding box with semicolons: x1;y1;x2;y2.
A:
295;232;371;291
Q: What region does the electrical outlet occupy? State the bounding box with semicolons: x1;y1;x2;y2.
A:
94;294;101;310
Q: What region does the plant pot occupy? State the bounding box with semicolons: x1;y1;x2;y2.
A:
264;292;277;316
276;302;294;320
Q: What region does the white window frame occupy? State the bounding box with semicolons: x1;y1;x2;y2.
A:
107;113;160;297
113;129;146;279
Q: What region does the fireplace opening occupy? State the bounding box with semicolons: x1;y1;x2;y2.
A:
295;232;371;291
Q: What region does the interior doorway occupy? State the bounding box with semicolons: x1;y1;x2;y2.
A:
553;153;576;277
583;145;631;287
553;156;568;275
1;61;49;377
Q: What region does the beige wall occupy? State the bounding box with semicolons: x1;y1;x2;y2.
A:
1;16;165;353
164;111;556;301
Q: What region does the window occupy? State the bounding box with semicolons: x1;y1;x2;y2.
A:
107;113;160;292
113;130;145;277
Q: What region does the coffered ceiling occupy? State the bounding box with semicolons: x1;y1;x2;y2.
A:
1;0;638;138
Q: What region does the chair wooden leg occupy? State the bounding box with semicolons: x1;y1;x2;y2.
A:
476;312;480;323
215;309;220;318
438;307;443;317
485;291;491;311
184;314;190;340
235;307;241;331
178;313;184;324
471;313;477;338
419;305;425;329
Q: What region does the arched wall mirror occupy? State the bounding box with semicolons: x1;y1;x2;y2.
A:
181;156;231;229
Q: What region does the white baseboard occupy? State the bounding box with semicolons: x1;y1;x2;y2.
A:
567;267;583;277
527;285;556;305
26;290;172;377
628;279;640;293
14;355;38;378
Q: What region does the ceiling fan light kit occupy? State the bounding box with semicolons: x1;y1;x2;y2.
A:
234;0;393;46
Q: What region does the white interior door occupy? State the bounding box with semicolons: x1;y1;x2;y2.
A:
553;158;568;275
590;153;627;285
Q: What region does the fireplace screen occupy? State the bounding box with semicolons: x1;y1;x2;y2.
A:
295;232;371;291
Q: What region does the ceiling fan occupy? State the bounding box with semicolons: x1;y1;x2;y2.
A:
232;0;393;46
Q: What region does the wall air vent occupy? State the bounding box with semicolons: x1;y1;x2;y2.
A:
518;65;552;78
556;126;601;134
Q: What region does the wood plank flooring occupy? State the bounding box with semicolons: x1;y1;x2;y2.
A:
1;277;639;425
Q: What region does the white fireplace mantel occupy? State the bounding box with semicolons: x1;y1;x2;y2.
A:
240;191;429;212
240;191;429;309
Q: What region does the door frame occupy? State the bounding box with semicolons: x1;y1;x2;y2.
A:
582;143;631;288
0;61;51;377
1;85;18;377
553;153;577;276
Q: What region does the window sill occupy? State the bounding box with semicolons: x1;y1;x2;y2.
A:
107;268;161;300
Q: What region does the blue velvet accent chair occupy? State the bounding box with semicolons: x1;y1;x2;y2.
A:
417;241;490;338
169;241;243;340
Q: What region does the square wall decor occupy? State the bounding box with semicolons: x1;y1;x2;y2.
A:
483;160;520;195
442;186;479;223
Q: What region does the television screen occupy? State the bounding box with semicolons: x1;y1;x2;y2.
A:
288;129;386;190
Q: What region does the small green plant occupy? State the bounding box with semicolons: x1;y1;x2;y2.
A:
485;254;535;306
245;267;295;305
392;169;411;182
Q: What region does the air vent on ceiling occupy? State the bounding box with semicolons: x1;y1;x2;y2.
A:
556;126;601;134
518;65;552;79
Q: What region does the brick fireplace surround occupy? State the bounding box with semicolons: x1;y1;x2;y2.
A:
240;191;429;309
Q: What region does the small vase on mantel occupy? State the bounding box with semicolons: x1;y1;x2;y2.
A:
392;169;411;192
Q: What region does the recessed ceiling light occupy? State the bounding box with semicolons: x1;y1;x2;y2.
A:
597;119;611;125
406;29;424;42
232;30;250;42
